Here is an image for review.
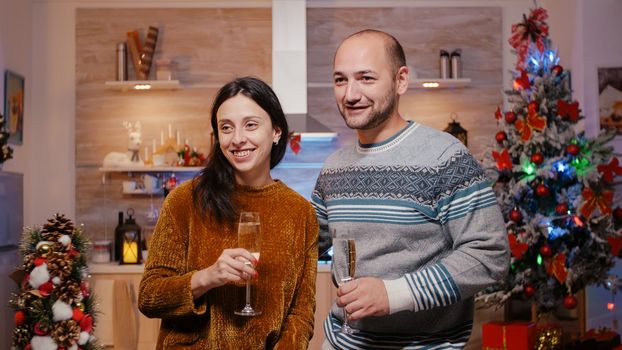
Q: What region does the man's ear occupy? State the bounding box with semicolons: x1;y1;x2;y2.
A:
396;66;409;95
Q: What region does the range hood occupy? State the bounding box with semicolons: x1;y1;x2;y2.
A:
285;114;337;141
273;1;337;141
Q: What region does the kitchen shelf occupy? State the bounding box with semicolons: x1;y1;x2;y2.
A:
104;80;181;91
307;78;471;89
99;166;202;184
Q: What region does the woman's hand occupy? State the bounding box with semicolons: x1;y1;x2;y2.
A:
190;248;258;299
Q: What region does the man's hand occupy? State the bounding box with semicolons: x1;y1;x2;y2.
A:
336;277;390;321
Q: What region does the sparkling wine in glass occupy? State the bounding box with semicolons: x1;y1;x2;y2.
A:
331;229;358;334
235;212;261;316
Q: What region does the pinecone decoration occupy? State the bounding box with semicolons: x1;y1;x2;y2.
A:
57;280;81;304
22;252;38;272
51;319;80;347
12;327;30;348
41;214;75;239
47;251;73;280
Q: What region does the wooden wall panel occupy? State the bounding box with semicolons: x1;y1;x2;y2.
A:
76;8;271;240
307;7;503;158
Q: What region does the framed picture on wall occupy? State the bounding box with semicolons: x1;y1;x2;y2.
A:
598;67;622;136
3;70;24;145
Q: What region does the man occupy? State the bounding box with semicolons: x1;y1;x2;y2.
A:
312;29;509;349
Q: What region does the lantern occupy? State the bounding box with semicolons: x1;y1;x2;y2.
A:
444;113;468;146
117;208;142;264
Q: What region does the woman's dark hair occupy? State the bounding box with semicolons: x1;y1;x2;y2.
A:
192;76;289;224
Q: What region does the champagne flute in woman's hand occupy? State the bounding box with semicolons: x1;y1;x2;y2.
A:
235;212;261;316
331;228;358;334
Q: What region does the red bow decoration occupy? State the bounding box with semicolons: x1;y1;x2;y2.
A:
509;7;549;69
545;252;567;284
495;106;502;120
557;100;579;122
608;236;622;257
515;102;547;141
508;234;529;259
597;157;622;183
288;132;301;155
492;148;513;172
514;69;531;90
580;187;614;218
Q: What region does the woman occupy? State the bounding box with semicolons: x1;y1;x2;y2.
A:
139;77;319;349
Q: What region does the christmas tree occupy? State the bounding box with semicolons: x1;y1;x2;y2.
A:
10;214;101;350
477;6;622;313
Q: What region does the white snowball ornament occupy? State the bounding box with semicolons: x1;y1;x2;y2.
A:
52;299;73;321
78;331;90;345
52;276;61;285
31;336;57;350
68;344;78;350
59;235;72;246
29;264;50;289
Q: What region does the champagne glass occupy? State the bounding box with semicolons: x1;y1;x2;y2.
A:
235;212;261;316
331;228;358;334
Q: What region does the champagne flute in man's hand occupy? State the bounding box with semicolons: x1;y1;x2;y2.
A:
235;212;261;316
331;228;358;334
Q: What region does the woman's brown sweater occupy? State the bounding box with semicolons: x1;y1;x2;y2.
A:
138;180;318;349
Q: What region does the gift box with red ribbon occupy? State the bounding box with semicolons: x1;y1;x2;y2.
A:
482;322;537;350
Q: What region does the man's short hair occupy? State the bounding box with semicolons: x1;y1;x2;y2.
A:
345;29;407;74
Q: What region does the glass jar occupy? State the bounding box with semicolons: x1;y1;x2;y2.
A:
92;240;112;263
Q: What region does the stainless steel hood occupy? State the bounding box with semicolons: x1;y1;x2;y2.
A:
285;113;337;141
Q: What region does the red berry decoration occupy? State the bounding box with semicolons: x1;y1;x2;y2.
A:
505;111;517;124
14;310;25;326
563;295;578;309
524;285;535;297
552;65;563;75
613;207;622;221
510;208;522;222
539;244;553;258
531;152;544;165
536;184;550;197
495;131;507;143
566;144;580;156
555;203;568;215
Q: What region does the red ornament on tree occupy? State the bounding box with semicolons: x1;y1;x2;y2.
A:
14;310;25;326
555;203;568;215
531;152;544;165
524;285;535;297
539;244;553;258
563;295;578;309
566;144;580;156
552;65;563;75
495;131;507;143
510;208;522;222
505;111;517;124
536;184;550;197
613;207;622;222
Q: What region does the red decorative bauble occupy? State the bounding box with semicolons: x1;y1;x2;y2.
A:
552;65;564;75
524;285;535;297
14;310;25;326
613;207;622;221
563;295;578;309
80;315;94;333
72;308;84;322
531;153;544;165
39;281;54;297
555;203;569;215
536;184;550;197
505;111;517;124
566;144;580;156
539;244;553;257
34;322;47;336
510;208;522;222
495;131;507;143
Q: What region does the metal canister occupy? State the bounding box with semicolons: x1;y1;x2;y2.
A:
439;50;450;79
116;42;128;81
450;49;462;79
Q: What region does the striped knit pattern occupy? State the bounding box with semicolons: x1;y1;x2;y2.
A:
312;120;509;349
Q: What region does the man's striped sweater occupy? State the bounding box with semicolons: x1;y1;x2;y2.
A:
312;120;509;349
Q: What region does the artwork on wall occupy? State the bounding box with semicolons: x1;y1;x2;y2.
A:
3;70;25;145
598;67;622;135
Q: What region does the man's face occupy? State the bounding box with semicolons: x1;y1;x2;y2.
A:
333;35;399;131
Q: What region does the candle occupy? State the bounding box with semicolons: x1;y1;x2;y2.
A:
152;138;156;153
185;138;189;146
160;131;164;145
177;130;181;146
168;123;172;138
123;241;138;263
